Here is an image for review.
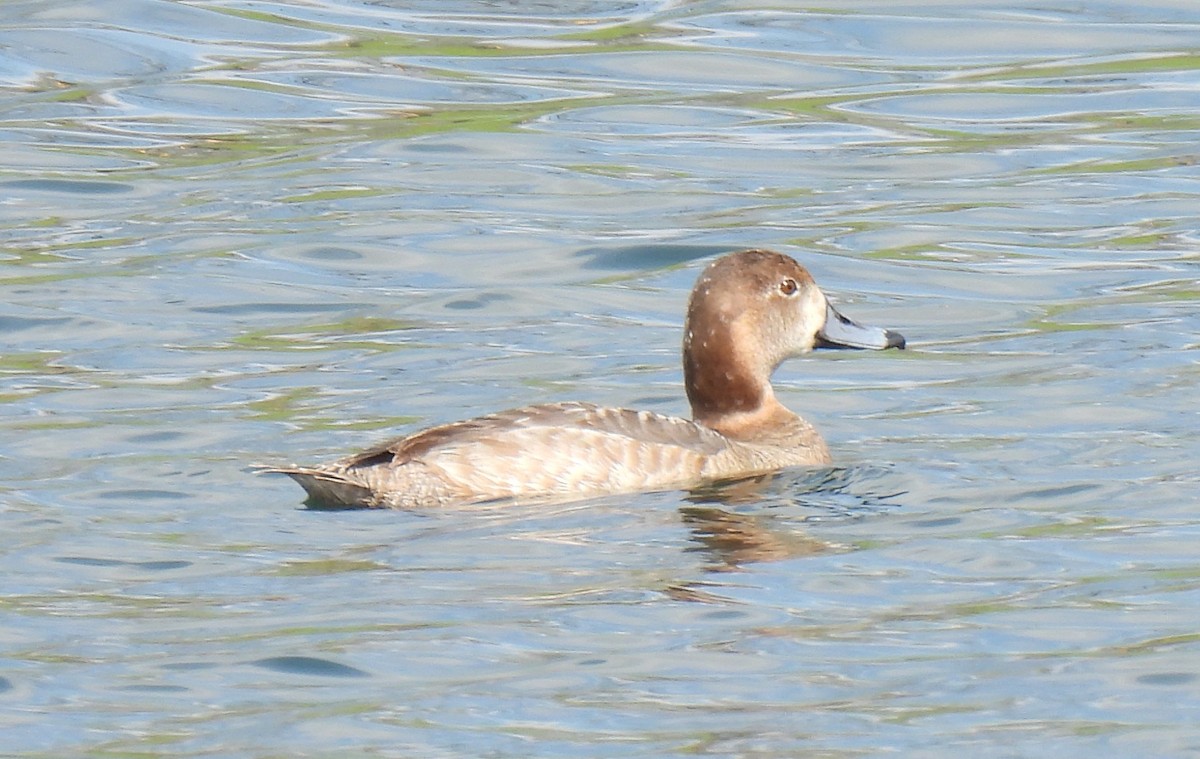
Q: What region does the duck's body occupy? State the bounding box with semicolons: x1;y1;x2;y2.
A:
266;249;903;508
274;400;830;508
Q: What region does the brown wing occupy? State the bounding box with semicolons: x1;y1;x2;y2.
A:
337;401;727;470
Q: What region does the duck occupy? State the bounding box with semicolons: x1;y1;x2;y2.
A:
263;249;904;508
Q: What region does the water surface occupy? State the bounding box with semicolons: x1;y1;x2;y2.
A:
2;1;1199;756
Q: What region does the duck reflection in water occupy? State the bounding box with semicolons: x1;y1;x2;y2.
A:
674;466;905;572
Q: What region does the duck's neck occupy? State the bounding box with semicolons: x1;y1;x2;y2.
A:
684;319;794;439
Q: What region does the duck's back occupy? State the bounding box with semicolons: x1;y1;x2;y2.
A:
280;401;736;508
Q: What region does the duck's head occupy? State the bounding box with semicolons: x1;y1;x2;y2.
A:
682;249;904;429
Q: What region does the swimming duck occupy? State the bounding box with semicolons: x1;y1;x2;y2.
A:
264;249;904;508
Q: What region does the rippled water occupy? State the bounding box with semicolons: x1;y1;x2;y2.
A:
3;1;1199;755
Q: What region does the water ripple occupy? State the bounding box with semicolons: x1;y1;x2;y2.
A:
1;0;1198;756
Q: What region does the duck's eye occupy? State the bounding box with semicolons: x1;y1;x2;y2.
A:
779;278;798;296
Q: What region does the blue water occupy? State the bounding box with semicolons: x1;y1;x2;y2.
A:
2;1;1199;756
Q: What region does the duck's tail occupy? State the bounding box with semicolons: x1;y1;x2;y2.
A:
257;466;381;509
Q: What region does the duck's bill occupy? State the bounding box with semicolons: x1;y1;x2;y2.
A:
817;302;905;350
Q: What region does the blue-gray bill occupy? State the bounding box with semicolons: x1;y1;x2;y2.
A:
817;303;905;350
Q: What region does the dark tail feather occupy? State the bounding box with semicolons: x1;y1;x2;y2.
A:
257;466;380;509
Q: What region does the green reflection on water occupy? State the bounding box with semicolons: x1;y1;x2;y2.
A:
232;316;424;352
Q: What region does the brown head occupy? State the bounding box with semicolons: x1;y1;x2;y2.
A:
682;249;903;436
